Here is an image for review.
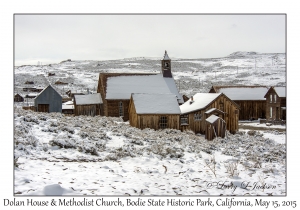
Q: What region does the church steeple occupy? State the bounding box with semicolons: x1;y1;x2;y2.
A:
161;50;172;77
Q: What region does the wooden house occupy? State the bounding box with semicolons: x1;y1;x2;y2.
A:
182;95;189;102
23;86;43;92
264;86;286;120
205;115;226;140
209;86;268;120
34;85;62;113
128;93;181;130
14;93;24;102
97;51;184;121
48;72;55;76
180;93;239;135
74;93;103;116
55;81;68;85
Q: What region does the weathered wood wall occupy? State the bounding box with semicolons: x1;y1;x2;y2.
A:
234;100;266;120
106;100;130;121
265;90;286;120
205;118;226;140
74;104;101;116
131;114;180;130
38;104;49;112
22;106;36;111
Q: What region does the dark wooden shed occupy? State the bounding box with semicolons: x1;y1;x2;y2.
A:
74;93;103;116
205;115;226;140
14;93;24;102
34;85;62;113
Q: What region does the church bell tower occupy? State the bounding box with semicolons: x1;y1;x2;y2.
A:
161;50;172;78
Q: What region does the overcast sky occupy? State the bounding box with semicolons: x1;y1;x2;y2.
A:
15;14;285;66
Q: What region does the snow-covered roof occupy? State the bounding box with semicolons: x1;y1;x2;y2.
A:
180;93;221;114
206;114;220;124
205;108;224;115
14;93;23;97
28;93;38;97
63;101;74;105
274;87;286;97
74;93;102;105
214;86;268;100
106;74;184;103
62;104;74;110
132;93;181;114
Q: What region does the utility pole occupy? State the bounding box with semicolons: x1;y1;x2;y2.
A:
237;66;238;74
272;57;273;66
255;57;256;70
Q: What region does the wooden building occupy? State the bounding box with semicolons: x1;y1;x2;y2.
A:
74;93;103;116
209;86;268;120
128;93;181;130
264;86;286;120
55;81;68;85
180;93;239;135
34;85;62;113
97;51;184;121
14;93;24;102
23;86;44;92
182;95;189;102
48;72;55;76
205;115;226;140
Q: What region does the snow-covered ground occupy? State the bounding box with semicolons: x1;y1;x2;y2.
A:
14;108;286;196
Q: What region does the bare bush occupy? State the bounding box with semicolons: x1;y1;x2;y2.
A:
203;155;217;178
224;160;240;177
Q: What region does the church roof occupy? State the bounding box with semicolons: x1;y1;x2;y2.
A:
106;74;184;103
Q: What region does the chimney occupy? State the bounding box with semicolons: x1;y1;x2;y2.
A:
190;96;194;105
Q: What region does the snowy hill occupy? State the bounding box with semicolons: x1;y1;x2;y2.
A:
14;52;286;101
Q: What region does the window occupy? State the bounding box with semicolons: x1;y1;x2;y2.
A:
219;104;224;111
274;94;277;103
119;101;123;117
159;116;168;129
194;113;202;121
270;107;272;118
270;94;272;103
181;115;189;125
